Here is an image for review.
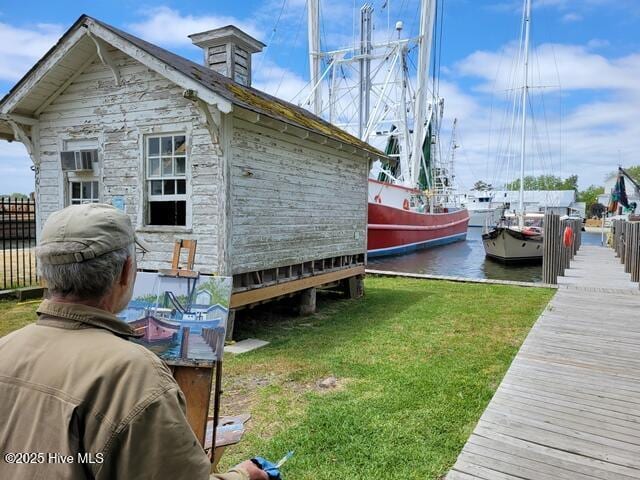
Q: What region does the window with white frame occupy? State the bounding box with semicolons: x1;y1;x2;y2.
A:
63;138;100;206
146;134;187;226
70;181;100;204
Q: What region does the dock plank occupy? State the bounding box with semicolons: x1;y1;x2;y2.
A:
447;246;640;479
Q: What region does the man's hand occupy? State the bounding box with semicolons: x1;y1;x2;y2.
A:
237;460;269;480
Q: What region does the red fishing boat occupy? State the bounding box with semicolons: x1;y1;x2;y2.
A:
129;314;179;344
305;1;469;258
368;180;469;257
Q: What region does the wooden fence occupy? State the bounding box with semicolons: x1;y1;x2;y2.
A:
542;214;583;285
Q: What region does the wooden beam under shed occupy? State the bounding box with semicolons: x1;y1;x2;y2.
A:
230;265;365;308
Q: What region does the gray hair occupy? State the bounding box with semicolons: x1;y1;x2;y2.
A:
37;242;134;299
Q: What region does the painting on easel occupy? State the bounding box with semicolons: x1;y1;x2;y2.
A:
118;273;232;361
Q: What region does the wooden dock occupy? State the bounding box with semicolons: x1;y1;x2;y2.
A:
447;245;640;480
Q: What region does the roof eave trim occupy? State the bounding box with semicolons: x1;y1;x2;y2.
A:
85;20;233;114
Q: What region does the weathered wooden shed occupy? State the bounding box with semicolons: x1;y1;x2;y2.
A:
0;15;382;326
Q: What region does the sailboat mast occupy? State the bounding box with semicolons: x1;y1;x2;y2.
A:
518;0;531;224
307;0;321;115
409;0;436;188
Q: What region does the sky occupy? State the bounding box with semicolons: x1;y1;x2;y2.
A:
1;0;640;194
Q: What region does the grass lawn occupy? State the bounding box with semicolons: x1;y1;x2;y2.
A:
0;277;554;479
0;298;40;336
218;277;553;479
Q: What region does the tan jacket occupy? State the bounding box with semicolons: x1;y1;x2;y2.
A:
0;300;248;480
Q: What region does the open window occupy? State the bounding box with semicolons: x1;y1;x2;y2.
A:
146;135;187;226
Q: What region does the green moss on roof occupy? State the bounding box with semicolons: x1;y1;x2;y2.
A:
225;83;378;155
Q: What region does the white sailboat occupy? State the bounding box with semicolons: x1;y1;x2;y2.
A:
482;0;544;263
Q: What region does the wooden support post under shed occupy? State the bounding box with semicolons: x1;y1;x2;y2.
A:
344;274;365;299
299;287;317;316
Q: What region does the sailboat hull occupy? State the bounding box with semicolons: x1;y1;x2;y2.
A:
368;181;470;257
482;227;543;263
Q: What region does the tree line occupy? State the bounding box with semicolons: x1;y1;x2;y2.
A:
471;166;640;213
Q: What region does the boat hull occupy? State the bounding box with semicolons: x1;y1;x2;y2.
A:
129;315;179;343
468;208;503;228
368;202;470;257
482;227;543;263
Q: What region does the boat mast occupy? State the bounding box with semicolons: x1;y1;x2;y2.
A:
518;0;531;225
409;0;436;188
307;0;321;115
358;3;373;139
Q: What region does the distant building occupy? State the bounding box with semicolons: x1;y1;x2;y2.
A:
470;190;584;217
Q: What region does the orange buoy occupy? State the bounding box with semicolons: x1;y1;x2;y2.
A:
563;226;573;247
402;199;410;210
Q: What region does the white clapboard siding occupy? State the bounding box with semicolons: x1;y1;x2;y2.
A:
36;48;221;274
230;117;367;274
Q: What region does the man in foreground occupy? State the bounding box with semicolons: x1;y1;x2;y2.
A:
0;204;267;480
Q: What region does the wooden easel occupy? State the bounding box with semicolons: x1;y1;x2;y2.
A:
159;239;199;278
160;240;232;468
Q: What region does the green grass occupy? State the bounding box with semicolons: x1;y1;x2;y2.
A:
0;298;39;336
0;277;553;479
219;277;553;479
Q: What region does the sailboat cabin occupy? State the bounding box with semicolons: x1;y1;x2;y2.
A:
0;15;382;313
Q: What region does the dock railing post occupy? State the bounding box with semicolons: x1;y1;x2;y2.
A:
557;218;565;277
180;326;191;359
625;221;633;274
543;213;560;284
562;219;571;271
631;222;640;283
619;220;627;265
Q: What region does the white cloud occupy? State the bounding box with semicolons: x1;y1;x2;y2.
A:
127;7;261;48
253;61;310;104
455;43;640;92
561;12;583;22
0;21;63;81
448;41;640;190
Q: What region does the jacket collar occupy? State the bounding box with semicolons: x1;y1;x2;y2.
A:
36;299;143;339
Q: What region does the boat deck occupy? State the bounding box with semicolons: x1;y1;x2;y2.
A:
447;245;640;479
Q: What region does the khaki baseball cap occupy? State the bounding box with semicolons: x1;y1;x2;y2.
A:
38;203;149;265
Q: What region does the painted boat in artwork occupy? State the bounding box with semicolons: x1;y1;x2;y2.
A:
129;315;180;343
368;180;470;257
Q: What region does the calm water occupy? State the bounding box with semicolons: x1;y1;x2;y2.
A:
368;227;604;283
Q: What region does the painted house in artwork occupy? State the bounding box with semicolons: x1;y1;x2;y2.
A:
0;15;382;322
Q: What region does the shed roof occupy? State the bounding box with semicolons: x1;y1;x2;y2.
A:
0;15;382;157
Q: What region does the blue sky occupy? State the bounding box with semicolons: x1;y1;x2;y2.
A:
1;0;640;194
